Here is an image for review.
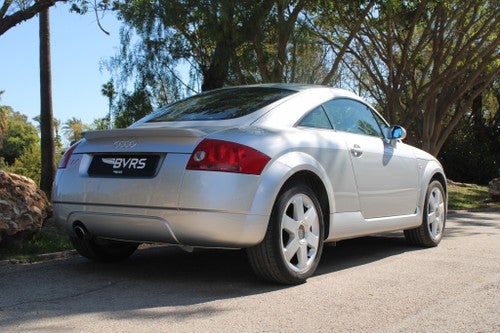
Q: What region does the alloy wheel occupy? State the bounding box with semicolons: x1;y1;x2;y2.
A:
280;193;320;273
426;186;445;241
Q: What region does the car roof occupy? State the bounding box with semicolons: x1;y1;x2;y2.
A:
132;84;366;129
217;83;362;100
220;82;349;92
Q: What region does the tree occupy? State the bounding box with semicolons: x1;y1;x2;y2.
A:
1;1;112;195
108;0;498;158
113;89;153;128
314;0;499;155
6;144;42;185
0;91;8;146
91;117;109;130
62;117;88;144
305;1;376;87
39;7;56;197
52;116;62;154
0;0;67;36
0;108;43;185
439;80;500;184
33;115;62;154
108;0;317;107
101;80;115;129
0;108;39;165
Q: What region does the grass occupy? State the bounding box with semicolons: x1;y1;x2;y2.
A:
447;181;499;210
0;231;73;263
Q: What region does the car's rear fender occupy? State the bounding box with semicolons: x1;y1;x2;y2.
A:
248;151;336;224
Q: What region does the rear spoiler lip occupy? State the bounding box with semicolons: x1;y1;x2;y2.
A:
83;127;207;140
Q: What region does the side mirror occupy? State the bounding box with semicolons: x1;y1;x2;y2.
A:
387;125;407;140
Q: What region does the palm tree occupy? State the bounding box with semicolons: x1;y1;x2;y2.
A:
0;108;8;148
39;8;56;197
62;117;87;145
53;117;61;150
101;81;115;129
0;91;8;142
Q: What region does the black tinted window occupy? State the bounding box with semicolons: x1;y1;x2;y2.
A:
146;87;295;122
322;99;383;137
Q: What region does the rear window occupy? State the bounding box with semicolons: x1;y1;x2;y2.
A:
146;87;295;122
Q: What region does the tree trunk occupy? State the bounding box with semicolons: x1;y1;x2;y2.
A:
201;2;234;91
201;38;232;91
39;8;55;198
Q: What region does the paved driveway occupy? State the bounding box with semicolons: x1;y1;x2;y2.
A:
0;210;499;332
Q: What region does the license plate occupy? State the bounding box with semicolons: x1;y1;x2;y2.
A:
88;154;161;177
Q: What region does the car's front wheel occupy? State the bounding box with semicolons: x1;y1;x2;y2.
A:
70;234;139;262
247;183;324;284
404;180;446;247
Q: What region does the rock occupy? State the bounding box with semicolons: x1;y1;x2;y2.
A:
0;170;51;246
489;178;500;201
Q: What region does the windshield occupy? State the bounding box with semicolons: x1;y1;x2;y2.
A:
145;87;295;122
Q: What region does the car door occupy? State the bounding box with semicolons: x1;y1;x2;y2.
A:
322;98;419;219
297;106;361;213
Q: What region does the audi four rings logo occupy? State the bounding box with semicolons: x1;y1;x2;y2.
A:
113;140;137;149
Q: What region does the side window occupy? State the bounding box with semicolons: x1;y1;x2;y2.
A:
298;106;332;129
322;99;383;137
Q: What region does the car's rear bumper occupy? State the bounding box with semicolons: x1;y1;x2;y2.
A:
53;202;269;248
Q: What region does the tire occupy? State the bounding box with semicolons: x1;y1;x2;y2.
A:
404;180;446;247
70;235;139;262
247;183;325;284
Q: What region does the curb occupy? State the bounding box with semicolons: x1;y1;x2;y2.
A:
0;249;78;266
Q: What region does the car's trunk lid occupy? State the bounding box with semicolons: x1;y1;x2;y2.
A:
76;127;215;154
54;126;224;208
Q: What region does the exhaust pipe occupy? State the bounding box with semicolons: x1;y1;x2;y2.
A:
73;224;89;240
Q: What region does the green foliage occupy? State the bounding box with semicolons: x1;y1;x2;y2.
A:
107;0;318;112
0;231;72;262
0;107;53;186
101;80;115;129
0;0;67;36
309;0;500;156
104;0;497;160
91;117;110;130
0;105;8;146
5;144;42;186
439;85;500;185
114;88;153;128
62;117;88;145
0;107;39;165
32;115;63;156
440;119;499;185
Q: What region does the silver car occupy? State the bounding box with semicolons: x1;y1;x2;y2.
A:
53;84;447;284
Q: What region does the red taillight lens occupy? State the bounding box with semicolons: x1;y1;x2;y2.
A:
58;142;80;169
186;139;270;175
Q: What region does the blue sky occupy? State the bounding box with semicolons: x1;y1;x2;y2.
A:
0;4;121;126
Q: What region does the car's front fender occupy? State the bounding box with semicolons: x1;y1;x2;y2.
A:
417;158;448;212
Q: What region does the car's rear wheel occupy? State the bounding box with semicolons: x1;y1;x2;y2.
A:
247;183;324;284
404;180;446;247
70;234;139;262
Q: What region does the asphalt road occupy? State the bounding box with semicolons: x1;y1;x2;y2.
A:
0;210;499;332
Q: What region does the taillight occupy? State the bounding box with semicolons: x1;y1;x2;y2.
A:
186;139;270;175
58;142;80;169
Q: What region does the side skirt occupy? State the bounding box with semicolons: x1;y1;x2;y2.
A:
326;210;421;242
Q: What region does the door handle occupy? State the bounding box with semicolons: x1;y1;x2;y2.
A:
351;144;363;157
